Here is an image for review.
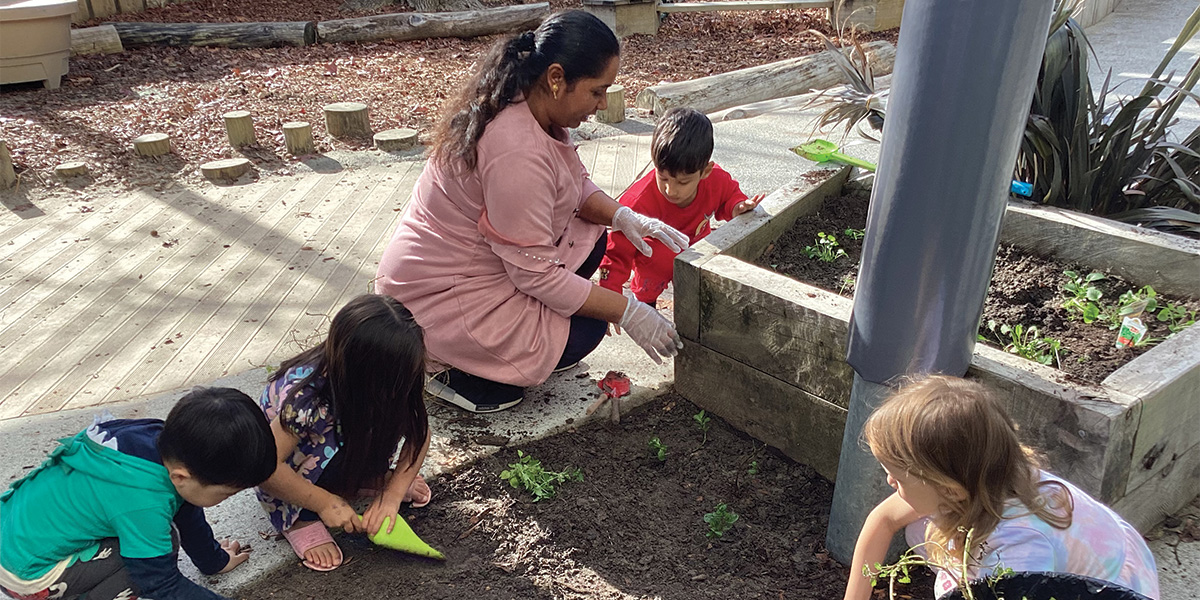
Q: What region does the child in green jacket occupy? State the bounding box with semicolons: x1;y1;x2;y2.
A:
0;387;277;600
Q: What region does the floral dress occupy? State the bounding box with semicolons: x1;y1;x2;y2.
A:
254;364;341;533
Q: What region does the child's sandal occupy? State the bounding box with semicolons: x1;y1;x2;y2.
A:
282;521;343;572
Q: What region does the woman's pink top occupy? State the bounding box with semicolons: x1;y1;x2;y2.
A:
375;101;605;387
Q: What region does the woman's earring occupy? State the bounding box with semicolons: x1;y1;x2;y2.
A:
552;84;559;99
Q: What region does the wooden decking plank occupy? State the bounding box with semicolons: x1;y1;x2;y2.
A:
249;162;419;369
136;171;391;396
56;174;345;413
4;180;302;418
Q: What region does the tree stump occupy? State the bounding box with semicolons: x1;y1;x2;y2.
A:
595;84;625;124
323;102;372;139
223;110;257;147
283;121;315;155
201;158;253;181
70;25;124;56
133;133;172;157
55;162;89;178
374;128;418;151
0;140;16;190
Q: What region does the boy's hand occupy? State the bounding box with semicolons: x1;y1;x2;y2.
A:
607;322;623;336
318;498;361;534
217;539;251;574
732;193;765;217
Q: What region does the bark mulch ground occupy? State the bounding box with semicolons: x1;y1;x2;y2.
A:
757;191;1200;383
0;0;897;197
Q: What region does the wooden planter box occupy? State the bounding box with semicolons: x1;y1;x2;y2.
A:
674;167;1200;532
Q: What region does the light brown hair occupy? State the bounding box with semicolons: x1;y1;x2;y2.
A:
864;375;1073;564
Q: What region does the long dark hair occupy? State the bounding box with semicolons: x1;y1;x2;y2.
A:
273;294;428;497
431;10;619;171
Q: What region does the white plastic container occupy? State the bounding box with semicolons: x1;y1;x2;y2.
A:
0;0;78;89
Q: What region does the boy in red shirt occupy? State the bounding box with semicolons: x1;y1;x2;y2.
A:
599;107;762;306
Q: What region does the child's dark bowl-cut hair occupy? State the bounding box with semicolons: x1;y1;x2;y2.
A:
651;107;714;176
158;387;277;489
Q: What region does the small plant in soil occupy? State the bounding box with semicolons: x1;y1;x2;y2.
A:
747;460;761;476
1157;301;1198;334
703;503;739;540
804;232;847;262
838;274;857;295
1104;285;1159;329
980;321;1063;368
870;527;1012;600
648;437;668;462
1061;269;1107;323
499;450;582;502
843;227;865;240
693;410;712;444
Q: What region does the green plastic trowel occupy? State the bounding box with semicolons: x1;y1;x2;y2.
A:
791;139;878;171
361;515;445;560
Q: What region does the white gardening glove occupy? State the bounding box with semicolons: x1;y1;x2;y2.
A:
619;295;683;364
611;206;691;257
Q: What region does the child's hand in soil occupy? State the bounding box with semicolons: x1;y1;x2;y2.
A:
217;539;252;573
319;497;362;534
362;492;403;537
732;194;765;217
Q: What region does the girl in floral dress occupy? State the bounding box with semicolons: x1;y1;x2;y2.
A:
255;294;431;571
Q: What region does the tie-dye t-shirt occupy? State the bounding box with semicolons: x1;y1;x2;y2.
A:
905;471;1159;599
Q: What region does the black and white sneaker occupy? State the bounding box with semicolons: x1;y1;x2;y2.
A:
424;370;523;414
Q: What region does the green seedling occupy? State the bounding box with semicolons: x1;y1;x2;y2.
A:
648;437;668;462
693;410;712;444
804;232;847;262
1157;302;1197;334
980;321;1062;368
747;460;760;476
869;528;1013;600
499;450;582;502
703;503;739;539
1061;269;1106;323
843;227;865;240
838;274;856;295
1104;285;1159;329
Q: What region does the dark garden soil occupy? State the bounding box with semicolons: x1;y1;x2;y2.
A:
236;391;933;600
756;191;1200;383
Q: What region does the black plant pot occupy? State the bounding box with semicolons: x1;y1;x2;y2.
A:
944;571;1150;600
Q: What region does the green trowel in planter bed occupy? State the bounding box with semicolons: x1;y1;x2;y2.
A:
791;139;1035;197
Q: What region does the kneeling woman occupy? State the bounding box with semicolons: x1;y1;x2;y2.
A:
376;10;687;413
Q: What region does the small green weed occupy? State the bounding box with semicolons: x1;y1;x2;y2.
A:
693;410;712;444
843;227;866;240
648;437;668;462
747;460;760;476
980;321;1062;368
803;232;847;262
838;274;856;295
1157;302;1197;334
1061;270;1106;323
499;450;582;502
703;503;739;539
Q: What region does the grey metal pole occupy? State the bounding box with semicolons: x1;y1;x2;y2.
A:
825;0;1054;564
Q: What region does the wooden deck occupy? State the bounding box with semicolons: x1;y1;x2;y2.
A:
0;135;651;419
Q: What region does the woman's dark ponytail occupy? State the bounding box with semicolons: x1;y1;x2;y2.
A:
431;10;619;171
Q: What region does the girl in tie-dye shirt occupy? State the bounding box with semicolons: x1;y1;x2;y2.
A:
843;376;1159;600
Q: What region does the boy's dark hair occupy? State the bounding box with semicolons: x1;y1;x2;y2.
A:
158;387;276;489
651;107;714;175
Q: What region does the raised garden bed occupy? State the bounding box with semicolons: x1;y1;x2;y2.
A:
236;392;935;600
673;167;1200;532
